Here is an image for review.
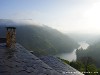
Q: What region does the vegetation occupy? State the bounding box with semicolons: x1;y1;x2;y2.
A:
58;57;70;64
16;25;79;56
76;42;100;68
0;19;79;57
59;57;99;75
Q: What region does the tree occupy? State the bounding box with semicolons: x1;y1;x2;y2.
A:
70;61;84;72
79;56;96;75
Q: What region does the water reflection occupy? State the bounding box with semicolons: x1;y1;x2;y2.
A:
78;42;89;50
55;41;89;61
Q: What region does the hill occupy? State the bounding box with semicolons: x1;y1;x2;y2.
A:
0;19;79;57
76;41;100;68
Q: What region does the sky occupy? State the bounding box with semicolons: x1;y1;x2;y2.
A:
0;0;100;34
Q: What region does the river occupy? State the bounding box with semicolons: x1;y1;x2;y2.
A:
55;41;89;61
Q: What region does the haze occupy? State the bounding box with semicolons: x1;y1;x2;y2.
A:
0;0;100;34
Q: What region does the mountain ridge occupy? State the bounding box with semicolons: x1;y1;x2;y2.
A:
0;19;79;57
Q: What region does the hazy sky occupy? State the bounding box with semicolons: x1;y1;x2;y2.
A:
0;0;100;34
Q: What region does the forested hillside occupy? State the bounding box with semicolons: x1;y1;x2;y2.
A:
0;19;79;56
76;42;100;68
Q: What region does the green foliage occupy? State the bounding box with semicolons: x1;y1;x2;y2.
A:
76;42;100;68
15;25;78;56
59;57;99;75
0;24;79;56
57;57;70;64
70;61;85;72
97;69;100;75
87;64;98;75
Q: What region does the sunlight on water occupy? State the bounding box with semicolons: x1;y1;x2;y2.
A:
78;41;89;50
55;41;89;61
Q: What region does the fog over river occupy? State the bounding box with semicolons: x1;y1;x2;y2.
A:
55;41;89;61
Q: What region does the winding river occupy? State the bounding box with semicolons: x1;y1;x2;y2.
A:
55;41;89;61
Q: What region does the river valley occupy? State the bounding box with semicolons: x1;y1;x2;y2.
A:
55;41;89;61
